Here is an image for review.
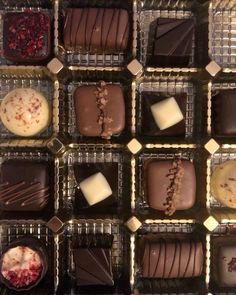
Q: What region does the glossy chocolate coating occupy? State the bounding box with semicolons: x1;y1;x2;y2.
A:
145;159;196;215
73;248;114;286
140;236;203;278
63;8;129;53
0;237;48;291
213;237;236;287
212;89;236;137
3;12;51;63
0;160;50;211
152;18;194;67
73;83;125;138
141;92;186;136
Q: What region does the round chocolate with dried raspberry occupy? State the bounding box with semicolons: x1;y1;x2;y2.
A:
0;237;48;291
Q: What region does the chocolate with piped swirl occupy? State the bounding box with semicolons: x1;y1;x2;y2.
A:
140;236;203;279
0;160;49;211
63;8;129;54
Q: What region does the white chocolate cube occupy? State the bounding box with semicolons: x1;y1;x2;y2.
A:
79;172;112;206
150;97;184;130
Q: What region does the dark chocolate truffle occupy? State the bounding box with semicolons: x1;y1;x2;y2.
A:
141;92;186;136
3;11;51;63
212;89;236;137
73;81;125;138
0;237;48;291
0;160;50;211
140;236;203;278
152;18;194;67
145;159;196;215
213;237;236;287
63;8;129;53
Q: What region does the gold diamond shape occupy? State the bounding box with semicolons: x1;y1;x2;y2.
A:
127;59;143;76
125;216;142;232
204;139;220;154
205;60;221;77
47;58;64;74
203;216;219;232
127;138;142;154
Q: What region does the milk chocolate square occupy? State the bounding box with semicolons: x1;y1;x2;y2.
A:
145;159;196;215
74;82;125;138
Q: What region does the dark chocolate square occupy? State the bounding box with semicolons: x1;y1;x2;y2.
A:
141;92;186;137
73;162;118;214
0;159;50;212
212;89;236;137
150;18;194;67
3;11;51;64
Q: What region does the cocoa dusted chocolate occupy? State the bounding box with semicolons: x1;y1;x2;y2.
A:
0;237;48;291
212;237;236;287
151;18;194;67
140;236;203;278
3;11;51;63
63;8;129;53
0;160;50;211
73;81;125;139
212;89;236;137
145;159;196;215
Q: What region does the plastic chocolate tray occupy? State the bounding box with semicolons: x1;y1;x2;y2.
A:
1;0;236;295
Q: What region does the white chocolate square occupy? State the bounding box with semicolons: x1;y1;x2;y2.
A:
79;172;112;206
150;97;184;130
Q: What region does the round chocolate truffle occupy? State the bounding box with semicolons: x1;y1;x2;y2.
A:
0;88;50;137
0;237;48;291
211;160;236;208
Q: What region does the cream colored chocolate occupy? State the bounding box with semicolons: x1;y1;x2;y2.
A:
211;160;236;208
79;172;112;206
0;88;50;137
150;97;184;130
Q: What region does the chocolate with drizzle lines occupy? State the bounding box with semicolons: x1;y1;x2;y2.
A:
0;160;49;211
140;236;203;279
63;8;129;53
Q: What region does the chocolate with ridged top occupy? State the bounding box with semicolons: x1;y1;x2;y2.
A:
74;81;125;138
152;18;194;67
212;89;236;137
0;160;50;211
73;247;114;286
63;8;129;53
145;159;196;215
140;236;203;279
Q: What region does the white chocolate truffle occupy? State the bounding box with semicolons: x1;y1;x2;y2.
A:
0;88;50;137
150;97;184;130
79;172;112;206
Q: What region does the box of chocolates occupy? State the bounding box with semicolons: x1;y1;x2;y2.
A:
1;0;236;294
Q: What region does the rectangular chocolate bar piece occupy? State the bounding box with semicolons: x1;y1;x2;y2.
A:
140;236;203;279
63;8;129;54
